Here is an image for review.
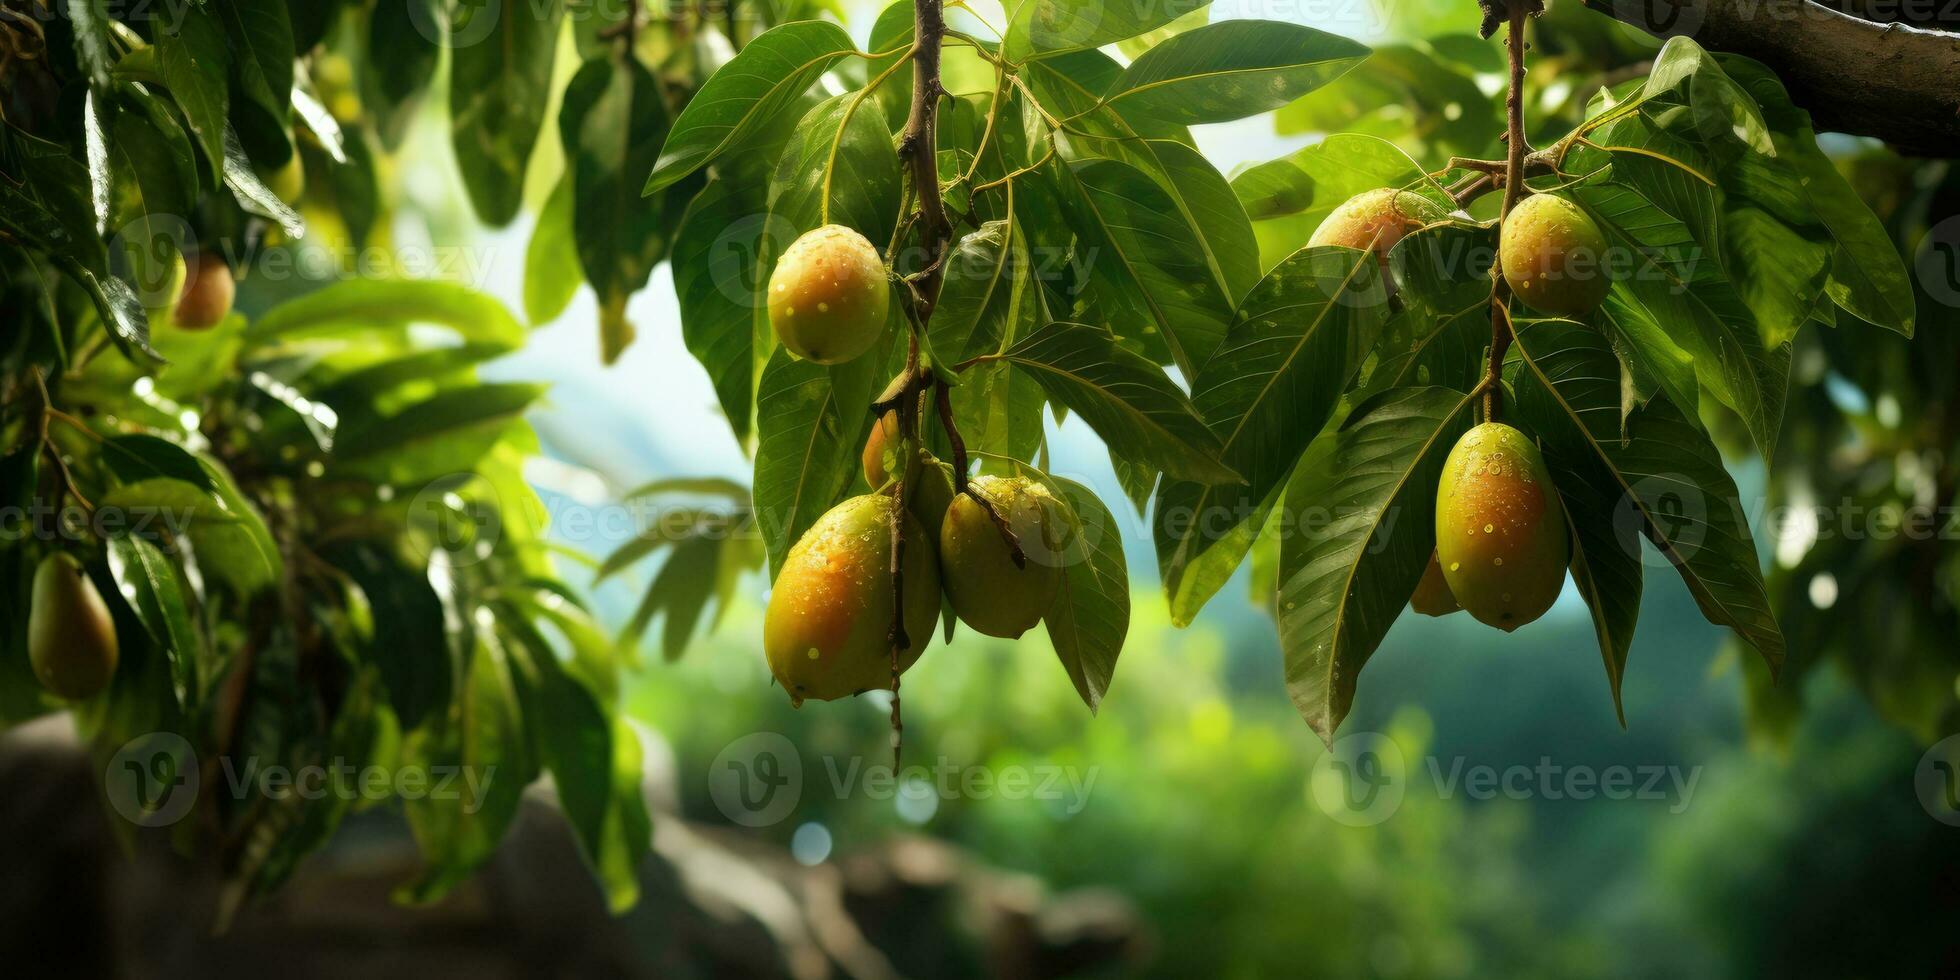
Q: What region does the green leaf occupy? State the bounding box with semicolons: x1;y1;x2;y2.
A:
157;6;231;177
999;321;1238;485
932;220;1027;364
106;534;202;707
252;279;526;349
766;92;903;246
214;0;297;163
1230;133;1425;222
98;474;281;595
1042;476;1129;713
1063;157;1236;378
336;384;545;462
1277;386;1479;744
367;0;442;146
561;53;674;362
1104;20;1369;125
222;126;306;238
753;346;885;576
323;543;451;730
450;0;563;225
64;0;118;90
1722;58;1914;337
1002;0;1216;62
644;21;858;194
524;174;582;326
1509;318;1783;675
622;536;722;661
1567;183;1789;458
672;178;765;443
1155;246;1389;627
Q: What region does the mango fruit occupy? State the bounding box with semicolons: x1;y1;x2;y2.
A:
939;475;1064;639
1409;551;1461;617
1435;423;1569;631
1308;188;1446;257
1499;194;1612;317
174;253;235;330
767;224;890;365
28;553;120;699
764;494;939;702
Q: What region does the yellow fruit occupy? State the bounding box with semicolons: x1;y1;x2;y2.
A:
1435;423;1569;631
939;475;1064;639
1500;194;1612;317
764;495;940;703
1409;551;1461;617
862;409;916;488
28;553;119;699
1308;188;1446;258
173;253;235;330
137;251;189;318
263;153;305;204
767;224;890;365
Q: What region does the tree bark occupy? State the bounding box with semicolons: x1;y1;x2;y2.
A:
1585;0;1960;155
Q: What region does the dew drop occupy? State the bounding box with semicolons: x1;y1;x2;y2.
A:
1493;557;1504;566
1483;523;1494;534
1449;562;1460;572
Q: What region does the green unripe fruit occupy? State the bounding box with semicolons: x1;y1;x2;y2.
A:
908;457;956;534
764;494;940;703
1308;188;1447;257
137;252;189;317
28;553;120;700
1500;194;1612;317
939;475;1064;639
173;253;235;330
1409;551;1461;617
1435;423;1570;631
768;224;890;365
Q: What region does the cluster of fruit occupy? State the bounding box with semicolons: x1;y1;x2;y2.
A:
1311;188;1612;632
758;225;1073;705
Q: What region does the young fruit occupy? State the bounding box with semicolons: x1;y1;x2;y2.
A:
908;457;957;534
764;494;940;703
28;553;119;700
939;475;1064;639
862;410;918;489
1308;188;1446;259
1499;194;1611;317
767;224;890;365
1435;423;1570;631
1409;551;1461;617
174;253;236;330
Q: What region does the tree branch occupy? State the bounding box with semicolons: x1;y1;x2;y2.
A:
1485;5;1530;424
1585;0;1960;155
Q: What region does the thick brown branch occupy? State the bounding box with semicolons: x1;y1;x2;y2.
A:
1585;0;1960;155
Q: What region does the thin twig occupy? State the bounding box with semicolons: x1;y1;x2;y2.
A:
1484;4;1531;424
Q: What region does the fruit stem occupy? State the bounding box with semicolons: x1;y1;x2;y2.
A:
933;379;1026;569
1484;2;1531;424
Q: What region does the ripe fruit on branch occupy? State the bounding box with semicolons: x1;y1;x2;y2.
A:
1435;422;1569;632
1308;188;1446;260
174;253;236;330
1499;194;1611;317
1409;551;1461;617
28;553;120;700
939;475;1065;639
767;224;890;365
764;495;940;703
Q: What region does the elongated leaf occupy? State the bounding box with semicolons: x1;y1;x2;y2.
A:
252;279;526;349
157;7;231;175
562;53;673;361
450;0;563;225
524;174;582;326
106;534;201;706
367;0;442;145
324;543;451;730
645;21;858;194
64;0;117;90
1064;157;1236;377
753;347;884;575
1567;183;1788;458
336;384;544;460
1279;386;1477;744
1003;0;1215;62
1000;321;1237;484
1155;246;1389;627
215;0;296;165
673;178;765;442
766;93;903;245
1510;318;1783;674
1043;477;1129;713
222;126;306;238
99;475;281;594
1105;20;1368;125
